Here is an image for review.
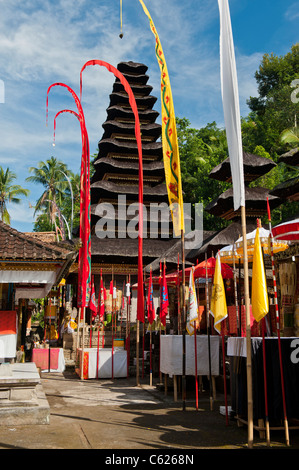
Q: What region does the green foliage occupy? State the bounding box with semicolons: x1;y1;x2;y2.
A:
0;166;30;225
245;43;299;155
176;118;230;231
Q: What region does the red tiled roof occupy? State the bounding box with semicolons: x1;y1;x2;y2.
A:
0;220;72;261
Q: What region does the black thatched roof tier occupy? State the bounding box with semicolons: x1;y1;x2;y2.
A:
97;138;162;159
106;105;159;124
91;202;173;222
92;157;164;184
108;92;157;109
145;230;215;273
91;181;168;204
204;187;282;220
278;148;299;166
112;81;153;96
270;176;299;201
117;61;148;76
186;221;258;262
209;152;276;183
91;235;176;259
101;120;161;142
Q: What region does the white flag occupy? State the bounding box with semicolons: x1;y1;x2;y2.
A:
113;286;117;300
218;0;245;210
186;267;198;335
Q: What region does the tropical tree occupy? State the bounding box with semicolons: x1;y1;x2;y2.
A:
176;118;231;231
0;166;30;225
280;127;299;145
26;156;70;224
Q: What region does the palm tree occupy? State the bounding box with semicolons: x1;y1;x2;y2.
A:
26;156;70;223
280;127;299;145
0;167;30;224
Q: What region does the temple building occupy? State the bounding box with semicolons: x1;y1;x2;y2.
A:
67;61;178;319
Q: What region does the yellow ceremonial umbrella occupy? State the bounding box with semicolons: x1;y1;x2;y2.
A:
235;226;288;261
219;244;241;265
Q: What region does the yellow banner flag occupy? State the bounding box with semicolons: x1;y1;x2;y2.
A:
139;0;184;236
210;254;228;334
251;226;269;322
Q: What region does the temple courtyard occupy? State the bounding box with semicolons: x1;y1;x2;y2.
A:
0;366;298;452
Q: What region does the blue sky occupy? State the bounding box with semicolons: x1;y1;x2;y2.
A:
0;0;298;233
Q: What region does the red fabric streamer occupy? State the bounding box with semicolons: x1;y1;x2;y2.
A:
160;263;169;326
89;275;97;317
80;60;144;322
98;270;106;321
47;84;91;308
147;269;155;325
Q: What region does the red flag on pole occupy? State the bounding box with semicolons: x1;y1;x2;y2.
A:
147;269;155;325
89;275;97;318
98;270;106;321
160;262;169;327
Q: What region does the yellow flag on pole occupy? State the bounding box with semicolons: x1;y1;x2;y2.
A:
251;226;269;322
186;267;198;335
210;254;228;334
138;0;184;236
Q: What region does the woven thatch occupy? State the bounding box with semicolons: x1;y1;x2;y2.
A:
145;230;215;272
117;61;149;76
101;120;161;141
204;187;282;220
112;81;153;96
270;176;299;201
109;92;157;109
186;221;258;262
91;180;167;198
278;148;299;166
93;156;164;173
106;105;159;123
209;152;276;183
91;235;176;259
97;138;162;158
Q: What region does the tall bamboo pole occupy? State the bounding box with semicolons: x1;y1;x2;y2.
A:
267;198;290;446
181;230;187;411
80;307;86;380
205;252;213;411
136;319;140;386
241;205;253;448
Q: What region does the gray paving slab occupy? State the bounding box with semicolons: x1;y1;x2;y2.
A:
0;368;297;452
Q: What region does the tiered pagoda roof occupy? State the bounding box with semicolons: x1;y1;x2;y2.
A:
270;148;299;202
205;152;281;221
90;61;175;274
209;152;276;184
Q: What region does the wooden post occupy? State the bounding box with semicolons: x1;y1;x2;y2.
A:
136;319;140;386
206;252;213;411
241;205;253;448
181;230;187;411
80;307;86;380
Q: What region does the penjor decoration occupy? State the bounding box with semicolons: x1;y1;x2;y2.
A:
47;85;91;309
80;59;144;323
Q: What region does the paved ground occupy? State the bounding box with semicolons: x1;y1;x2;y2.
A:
0;367;298;455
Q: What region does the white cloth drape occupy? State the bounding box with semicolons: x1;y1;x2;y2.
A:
218;0;245;210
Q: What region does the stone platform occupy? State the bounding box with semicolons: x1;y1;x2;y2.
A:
0;362;50;425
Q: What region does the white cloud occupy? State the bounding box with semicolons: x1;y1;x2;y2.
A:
285;3;299;21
